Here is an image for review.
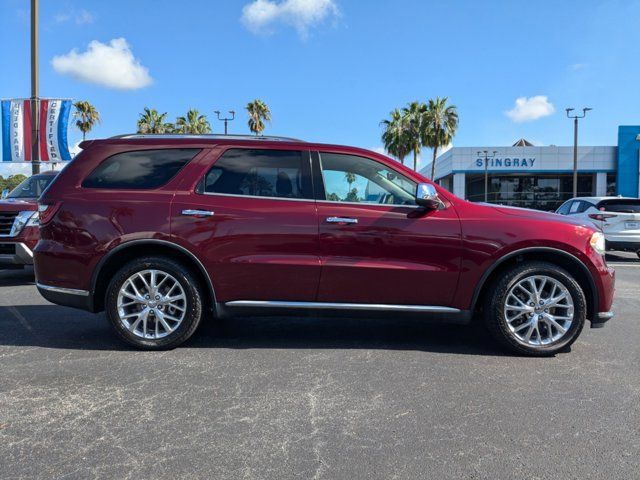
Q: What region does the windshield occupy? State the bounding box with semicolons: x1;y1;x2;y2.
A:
7;174;56;199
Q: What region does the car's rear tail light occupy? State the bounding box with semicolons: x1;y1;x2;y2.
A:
588;213;617;222
38;201;61;225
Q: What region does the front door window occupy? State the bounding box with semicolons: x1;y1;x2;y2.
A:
319;152;416;205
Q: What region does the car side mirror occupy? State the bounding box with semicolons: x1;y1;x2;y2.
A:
415;183;440;209
1;189;8;199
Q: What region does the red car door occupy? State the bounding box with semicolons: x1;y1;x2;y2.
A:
171;147;321;303
314;151;462;306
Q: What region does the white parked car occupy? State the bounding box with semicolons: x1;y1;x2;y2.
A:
556;196;640;258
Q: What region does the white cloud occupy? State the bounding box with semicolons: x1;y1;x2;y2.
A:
505;95;555;123
0;163;32;178
54;9;95;25
241;0;339;38
52;38;152;90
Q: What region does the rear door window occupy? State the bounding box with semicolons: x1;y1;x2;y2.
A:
83;149;200;189
200;149;313;200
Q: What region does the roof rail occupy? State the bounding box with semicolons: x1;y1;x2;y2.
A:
109;133;305;142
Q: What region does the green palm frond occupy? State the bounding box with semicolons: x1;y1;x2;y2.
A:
73;100;101;141
246;99;271;136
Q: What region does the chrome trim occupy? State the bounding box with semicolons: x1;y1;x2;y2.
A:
225;300;460;313
197;191;316;203
182;209;215;217
0;242;33;265
315;199;422;209
36;282;90;297
0;211;34;238
597;311;614;320
326;216;358;224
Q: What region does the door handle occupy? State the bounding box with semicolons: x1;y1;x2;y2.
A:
326;216;358;224
182;209;215;217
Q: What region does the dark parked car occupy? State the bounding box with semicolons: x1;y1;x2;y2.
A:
34;135;615;355
0;171;58;268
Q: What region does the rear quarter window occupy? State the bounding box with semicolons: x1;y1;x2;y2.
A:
82;148;200;189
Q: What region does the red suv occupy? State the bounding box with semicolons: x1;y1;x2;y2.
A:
34;135;615;355
0;171;58;269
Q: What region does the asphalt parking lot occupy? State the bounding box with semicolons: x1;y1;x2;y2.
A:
1;254;639;480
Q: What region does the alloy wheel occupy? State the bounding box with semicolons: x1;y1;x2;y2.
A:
503;275;574;346
117;269;187;339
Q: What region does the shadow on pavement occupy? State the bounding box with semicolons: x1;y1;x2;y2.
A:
0;267;35;287
0;305;506;356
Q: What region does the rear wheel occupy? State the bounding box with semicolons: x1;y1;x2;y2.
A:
105;256;203;349
484;261;586;356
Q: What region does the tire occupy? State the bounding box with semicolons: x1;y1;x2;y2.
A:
105;256;204;349
483;261;586;356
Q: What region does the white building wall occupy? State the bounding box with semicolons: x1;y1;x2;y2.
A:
595;172;608;196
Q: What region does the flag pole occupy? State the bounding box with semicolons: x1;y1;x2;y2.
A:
30;0;40;174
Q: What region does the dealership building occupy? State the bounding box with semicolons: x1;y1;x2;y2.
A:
420;125;640;211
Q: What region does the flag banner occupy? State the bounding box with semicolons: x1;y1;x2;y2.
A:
1;98;71;162
1;99;32;162
39;99;72;161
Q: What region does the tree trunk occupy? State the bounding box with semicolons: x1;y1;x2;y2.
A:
413;149;418;171
431;146;438;180
82;131;86;141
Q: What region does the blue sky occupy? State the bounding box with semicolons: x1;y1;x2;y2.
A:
2;0;640;176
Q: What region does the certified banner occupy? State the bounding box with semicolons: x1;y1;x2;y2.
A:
1;98;72;162
39;99;72;161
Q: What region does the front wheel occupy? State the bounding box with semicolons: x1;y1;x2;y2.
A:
105;256;204;349
483;261;586;356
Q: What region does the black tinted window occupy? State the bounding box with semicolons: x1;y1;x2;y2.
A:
597;199;640;213
201;149;312;199
83;149;199;189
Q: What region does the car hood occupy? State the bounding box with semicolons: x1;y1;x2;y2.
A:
0;198;38;212
488;204;593;229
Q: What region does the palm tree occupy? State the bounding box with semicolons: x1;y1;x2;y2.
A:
424;97;459;180
73;101;101;141
175;109;212;134
246;99;271;136
345;171;356;189
402;101;428;171
381;108;410;166
137;108;173;134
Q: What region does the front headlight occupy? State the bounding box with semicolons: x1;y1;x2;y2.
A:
11;211;39;235
590;231;606;255
25;211;39;227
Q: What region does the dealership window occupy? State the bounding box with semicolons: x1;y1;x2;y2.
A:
465;174;594;211
606;173;617;196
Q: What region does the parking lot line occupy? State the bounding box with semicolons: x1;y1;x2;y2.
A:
6;306;33;332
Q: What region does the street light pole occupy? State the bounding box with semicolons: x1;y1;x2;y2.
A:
214;110;235;135
478;150;497;202
30;0;40;174
566;107;592;198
